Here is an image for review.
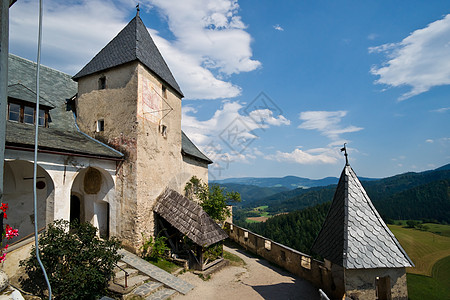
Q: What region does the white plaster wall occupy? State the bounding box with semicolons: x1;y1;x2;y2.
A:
3;160;51;244
4;149;118;237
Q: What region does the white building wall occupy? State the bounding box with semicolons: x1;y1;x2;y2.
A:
4;149;118;237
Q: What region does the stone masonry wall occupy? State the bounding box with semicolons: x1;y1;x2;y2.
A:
345;268;408;300
134;64;184;249
76;62;139;249
226;223;345;299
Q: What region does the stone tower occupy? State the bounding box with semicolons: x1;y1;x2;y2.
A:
311;163;414;300
72;12;196;249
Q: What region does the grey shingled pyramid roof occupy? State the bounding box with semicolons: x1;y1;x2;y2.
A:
154;189;228;247
73;14;183;97
311;164;414;269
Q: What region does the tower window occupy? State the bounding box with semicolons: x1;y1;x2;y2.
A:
162;85;167;98
96;119;104;132
99;76;106;90
160;124;167;137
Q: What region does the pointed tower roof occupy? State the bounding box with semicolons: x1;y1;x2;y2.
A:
311;164;414;269
73;14;183;97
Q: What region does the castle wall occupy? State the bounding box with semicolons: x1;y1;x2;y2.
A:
226;223;344;298
181;155;209;186
76;62;139;249
345;268;408;300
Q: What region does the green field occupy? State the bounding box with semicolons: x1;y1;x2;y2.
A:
407;256;450;300
389;225;450;276
390;224;450;300
245;206;271;223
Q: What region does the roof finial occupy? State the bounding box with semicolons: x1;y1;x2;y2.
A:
340;143;349;166
136;3;140;17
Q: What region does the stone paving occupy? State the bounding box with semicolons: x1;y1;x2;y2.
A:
146;288;177;300
118;249;194;295
133;281;163;297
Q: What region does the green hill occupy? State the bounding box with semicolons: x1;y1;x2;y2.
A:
233;166;450;223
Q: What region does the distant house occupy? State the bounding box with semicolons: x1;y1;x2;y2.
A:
4;12;218;257
311;162;414;300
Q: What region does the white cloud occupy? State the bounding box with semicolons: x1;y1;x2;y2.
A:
145;0;261;99
273;24;284;31
265;148;339;165
426;139;434;143
9;0;260;100
370;14;450;100
431;107;450;113
10;0;130;74
298;110;363;140
182;101;290;161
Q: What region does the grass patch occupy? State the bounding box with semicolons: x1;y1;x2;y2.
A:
223;250;245;267
423;223;450;237
149;259;180;274
407;273;450;300
389;225;450;276
255;205;269;210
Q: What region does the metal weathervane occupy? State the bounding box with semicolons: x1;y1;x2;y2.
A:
341;143;349;166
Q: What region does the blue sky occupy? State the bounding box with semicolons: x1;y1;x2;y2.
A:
9;0;450;179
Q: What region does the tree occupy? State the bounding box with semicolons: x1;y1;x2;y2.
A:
185;176;240;223
20;220;122;300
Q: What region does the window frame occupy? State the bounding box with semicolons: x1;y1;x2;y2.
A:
7;98;49;127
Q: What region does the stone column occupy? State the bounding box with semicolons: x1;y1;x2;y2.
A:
0;0;10;205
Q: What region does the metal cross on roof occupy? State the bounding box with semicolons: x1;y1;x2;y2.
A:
341;143;349;166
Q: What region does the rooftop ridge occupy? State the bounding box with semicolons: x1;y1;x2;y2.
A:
9;53;74;79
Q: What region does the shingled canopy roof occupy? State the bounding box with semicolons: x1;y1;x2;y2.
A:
311;164;414;269
154;189;228;247
73;13;183;97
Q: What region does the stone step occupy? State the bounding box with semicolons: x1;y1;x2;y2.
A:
114;261;128;272
109;274;151;295
116;274;150;288
132;281;163;298
145;287;177;300
118;249;194;295
115;267;139;280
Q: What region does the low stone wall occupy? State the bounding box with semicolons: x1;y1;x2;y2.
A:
225;223;343;299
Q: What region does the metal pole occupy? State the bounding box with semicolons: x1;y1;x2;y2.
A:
33;0;52;298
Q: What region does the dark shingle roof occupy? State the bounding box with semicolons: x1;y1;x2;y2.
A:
8;83;55;108
72;15;183;97
6;122;123;159
7;54;123;159
181;131;213;164
311;165;414;269
8;54;78;131
154;189;228;247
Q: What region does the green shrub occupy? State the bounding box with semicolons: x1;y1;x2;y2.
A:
20;220;122;300
141;233;169;262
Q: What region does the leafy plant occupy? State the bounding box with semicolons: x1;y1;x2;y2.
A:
20;220;121;300
203;242;223;262
141;233;169;262
185;176;241;223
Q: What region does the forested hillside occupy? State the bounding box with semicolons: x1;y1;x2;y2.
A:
243;202;331;254
231;166;450;224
